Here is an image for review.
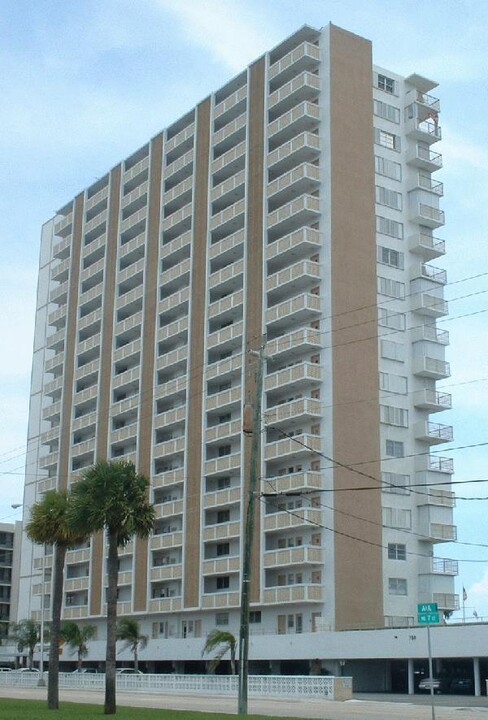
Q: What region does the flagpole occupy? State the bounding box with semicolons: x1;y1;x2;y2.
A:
462;587;467;623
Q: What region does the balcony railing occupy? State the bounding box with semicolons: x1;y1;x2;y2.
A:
432;557;458;575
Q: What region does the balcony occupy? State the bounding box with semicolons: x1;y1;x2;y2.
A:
161;257;191;292
205;386;242;412
267;163;320;209
211;141;246;185
265;433;321;461
214;84;247;127
269;41;320;86
266;327;321;359
150;563;183;582
267;259;321;298
154;405;186;431
410;263;447;285
268;194;320;240
154;498;184;519
263;471;322;494
203;521;240;543
206;420;242;444
268;101;320;150
266;293;321;331
165;122;195;164
150;532;183;552
153;468;185;489
268;72;320;120
405;117;441;143
417;488;455;508
416;454;454;475
148;597;182;614
202;556;240;576
204;487;241;509
414;389;451;413
209;198;245;241
155;375;187;401
202;592;240;610
209;258;244;293
53;235;71;261
265;361;321;392
419;522;457;543
268;132;320;180
54;211;73;238
164;149;193;190
415;421;453;444
205;452;241;476
414;174;444;197
433;593;459;611
412;292;448;318
410;203;445;229
430;558;459;575
213;112;247;157
265;397;321;426
412;356;450;379
207;319;243;350
158;317;188;346
208;289;244;321
264;545;323;568
409;232;446;260
206;353;243;382
50;280;69;305
406;144;442;172
262;584;323;605
211;170;246;213
123;155;149;184
161;202;192;241
266;227;321;271
51;257;71;283
412;324;449;346
263;507;322;532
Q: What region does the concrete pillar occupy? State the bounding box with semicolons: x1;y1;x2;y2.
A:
473;657;481;696
269;660;280;674
408;658;415;695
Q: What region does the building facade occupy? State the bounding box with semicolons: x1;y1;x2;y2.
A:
19;23;456;666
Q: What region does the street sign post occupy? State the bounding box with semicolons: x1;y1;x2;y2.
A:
417;603;438;720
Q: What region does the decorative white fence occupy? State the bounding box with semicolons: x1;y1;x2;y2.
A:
0;673;352;700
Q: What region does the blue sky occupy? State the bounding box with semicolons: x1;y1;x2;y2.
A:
1;0;487;618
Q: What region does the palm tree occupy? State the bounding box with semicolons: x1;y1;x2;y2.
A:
10;619;41;670
61;621;97;672
116;618;148;672
202;629;237;675
26;489;89;709
68;460;155;715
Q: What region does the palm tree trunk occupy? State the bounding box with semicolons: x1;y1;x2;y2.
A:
48;544;66;709
134;646;138;673
104;531;118;715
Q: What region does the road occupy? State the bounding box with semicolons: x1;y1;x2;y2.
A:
1;686;488;719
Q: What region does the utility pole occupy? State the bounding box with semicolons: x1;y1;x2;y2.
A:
238;346;264;716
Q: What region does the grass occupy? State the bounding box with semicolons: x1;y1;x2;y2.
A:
0;699;307;720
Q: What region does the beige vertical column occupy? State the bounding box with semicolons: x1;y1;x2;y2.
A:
184;99;211;608
328;24;383;630
90;165;121;616
243;57;265;603
56;192;84;491
134;133;164;612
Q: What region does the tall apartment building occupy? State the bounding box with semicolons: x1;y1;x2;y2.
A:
19;23;456;667
0;522;22;641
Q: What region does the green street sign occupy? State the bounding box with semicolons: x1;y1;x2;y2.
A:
417;603;438;613
418;612;440;624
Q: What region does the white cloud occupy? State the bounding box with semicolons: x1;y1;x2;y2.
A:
155;0;275;72
442;125;488;172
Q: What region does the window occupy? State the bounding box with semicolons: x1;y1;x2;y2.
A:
376;215;403;239
378;308;406;331
249;611;262;624
378;276;405;299
216;542;230;556
218;445;231;457
377;246;404;269
374;99;400;123
389;578;408;596
374;128;401;152
380;405;408;427
375;155;402;181
377;74;396;94
216;510;230;524
383;472;410;494
216;576;230;590
385;440;404;458
376;186;402;211
388;543;407;560
383;507;411;529
216;612;229;625
218;413;231;424
381;340;404;362
217;476;231;490
379;372;407;394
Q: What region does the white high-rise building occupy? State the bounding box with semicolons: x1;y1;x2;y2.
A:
19;23;456;672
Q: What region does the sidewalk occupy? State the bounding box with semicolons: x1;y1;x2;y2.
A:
2;686;488;720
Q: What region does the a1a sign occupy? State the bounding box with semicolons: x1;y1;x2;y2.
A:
417;602;439;624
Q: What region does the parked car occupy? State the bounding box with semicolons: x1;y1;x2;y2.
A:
116;668;143;674
72;668;102;674
11;668;40;673
418;677;442;692
449;677;473;694
0;668;12;672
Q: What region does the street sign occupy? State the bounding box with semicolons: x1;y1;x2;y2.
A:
418;612;440;624
417;603;438;613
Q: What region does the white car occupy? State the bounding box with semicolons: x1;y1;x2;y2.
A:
116;668;143;674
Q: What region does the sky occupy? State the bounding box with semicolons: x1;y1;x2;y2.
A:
1;0;488;620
